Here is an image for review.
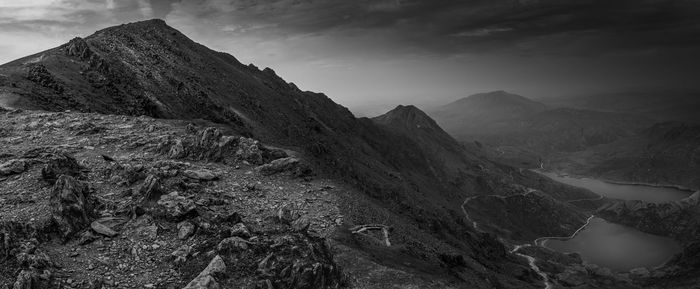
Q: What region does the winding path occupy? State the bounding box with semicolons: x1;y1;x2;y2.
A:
461;192;554;289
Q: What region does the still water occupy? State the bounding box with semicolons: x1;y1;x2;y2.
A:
539;172;692;203
542;217;682;271
538;172;690;271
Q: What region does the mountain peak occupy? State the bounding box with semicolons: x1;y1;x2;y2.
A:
376;104;436;128
373;104;462;149
92;18;179;38
460;90;538;105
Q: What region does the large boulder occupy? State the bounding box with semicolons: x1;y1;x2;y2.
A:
50;175;95;239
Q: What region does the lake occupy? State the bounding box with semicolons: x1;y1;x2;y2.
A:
539;171;692;203
537;171;690;271
542;217;682;271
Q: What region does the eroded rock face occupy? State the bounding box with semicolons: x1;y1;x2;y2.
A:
50;175;95;239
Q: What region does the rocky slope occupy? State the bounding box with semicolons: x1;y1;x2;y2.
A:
0;108;347;288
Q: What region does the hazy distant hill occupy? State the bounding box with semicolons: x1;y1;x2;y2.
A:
431;90;548;135
429;91;652;167
553;121;700;190
537;90;700;124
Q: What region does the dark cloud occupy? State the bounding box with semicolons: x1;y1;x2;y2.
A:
1;0;699;106
173;0;700;57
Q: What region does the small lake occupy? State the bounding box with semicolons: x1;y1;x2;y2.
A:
537;171;691;271
539;172;692;203
542;217;682;272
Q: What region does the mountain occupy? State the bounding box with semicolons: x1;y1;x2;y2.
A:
431;91;548;135
1;19;688;289
0;19;603;288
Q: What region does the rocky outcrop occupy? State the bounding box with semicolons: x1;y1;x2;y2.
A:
50;175;96;239
157;127;287;166
25;64;64;94
64;37;93;60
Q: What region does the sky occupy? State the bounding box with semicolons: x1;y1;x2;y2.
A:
1;0;699;116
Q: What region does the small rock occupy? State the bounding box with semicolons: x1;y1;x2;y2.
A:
157;192;197;221
178;221;196;240
291;217;311;232
278;203;301;223
217;236;248;252
230;223;250;238
91;221;118;237
79;230;98;245
255;157;299;176
171;245;191;264
183;169;219;181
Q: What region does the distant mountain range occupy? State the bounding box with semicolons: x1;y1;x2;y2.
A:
553;121;700;190
537;90;700;124
429;91;653;167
